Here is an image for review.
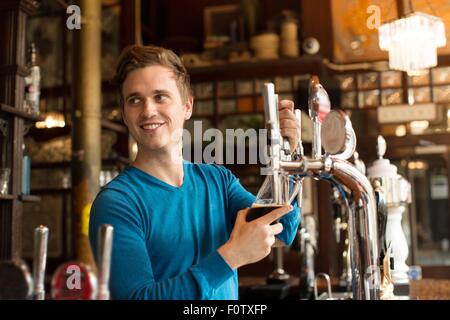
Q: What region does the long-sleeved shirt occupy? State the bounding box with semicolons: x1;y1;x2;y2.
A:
89;161;300;300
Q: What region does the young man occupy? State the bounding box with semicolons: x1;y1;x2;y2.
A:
89;45;301;300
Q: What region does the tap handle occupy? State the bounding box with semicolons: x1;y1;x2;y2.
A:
308;76;331;123
263;83;280;136
33;225;49;300
377;135;387;159
353;151;366;175
274;93;291;155
97;224;114;300
373;179;388;257
294;109;304;156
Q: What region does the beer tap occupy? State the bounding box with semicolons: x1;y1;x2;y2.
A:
97;224;114;300
261;88;294;284
335;151;366;292
0;225;48;300
33;225;49;300
298;211;317;299
332;183;357;293
260;76;380;300
367;136;412;293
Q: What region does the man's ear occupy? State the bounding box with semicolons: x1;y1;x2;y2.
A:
184;95;194;120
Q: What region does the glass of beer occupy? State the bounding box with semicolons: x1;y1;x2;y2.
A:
246;173;300;246
246;203;284;225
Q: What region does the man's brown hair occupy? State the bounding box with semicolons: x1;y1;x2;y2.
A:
114;45;192;105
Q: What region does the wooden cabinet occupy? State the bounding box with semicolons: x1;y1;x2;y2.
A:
0;0;40;260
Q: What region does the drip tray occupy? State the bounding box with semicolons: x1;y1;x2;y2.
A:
316;293;413;300
316;292;353;300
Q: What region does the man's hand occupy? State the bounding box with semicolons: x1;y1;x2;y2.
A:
279;100;300;152
218;205;292;269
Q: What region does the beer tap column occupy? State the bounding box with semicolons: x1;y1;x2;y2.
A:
367;136;411;291
261;76;381;300
262;83;283;204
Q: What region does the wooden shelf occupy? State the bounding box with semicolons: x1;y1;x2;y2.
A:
28;126;70;141
31;161;70;168
406;84;433;88
188;56;323;82
356;105;379;110
0;194;17;200
19;195;41;203
0;104;44;121
31;188;71;194
433;82;450;87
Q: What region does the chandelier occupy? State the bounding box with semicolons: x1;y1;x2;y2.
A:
378;11;446;75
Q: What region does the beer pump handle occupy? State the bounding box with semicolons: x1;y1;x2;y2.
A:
97;224;114;300
263;83;280;138
276;94;292;156
295;109;304;156
33;225;49;300
262;83;282;204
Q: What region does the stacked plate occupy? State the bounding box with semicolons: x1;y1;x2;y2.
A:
250;33;280;60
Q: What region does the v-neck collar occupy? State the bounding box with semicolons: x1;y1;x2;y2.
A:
127;161;189;191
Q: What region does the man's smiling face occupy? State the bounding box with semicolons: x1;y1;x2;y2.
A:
122;65;193;154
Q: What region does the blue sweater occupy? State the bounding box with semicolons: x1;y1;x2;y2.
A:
89;161;300;300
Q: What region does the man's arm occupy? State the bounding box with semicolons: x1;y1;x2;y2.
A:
89;189;234;300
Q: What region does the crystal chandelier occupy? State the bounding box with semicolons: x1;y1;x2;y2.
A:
378;12;446;75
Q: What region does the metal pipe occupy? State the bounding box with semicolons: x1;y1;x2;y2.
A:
279;150;380;300
331;160;379;300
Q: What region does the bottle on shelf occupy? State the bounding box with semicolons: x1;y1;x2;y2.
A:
24;43;41;116
22;143;31;195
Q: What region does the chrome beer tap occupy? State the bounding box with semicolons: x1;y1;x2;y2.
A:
33;225;49;300
261;77;380;300
331;186;352;292
367;136;412;291
335;151;367;292
262;90;294;284
298;211;317;299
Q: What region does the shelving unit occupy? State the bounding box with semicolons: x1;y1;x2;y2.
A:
0;195;17;201
16;1;129;264
19;195;41;203
336;67;450;110
331;65;450;142
0;0;39;261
